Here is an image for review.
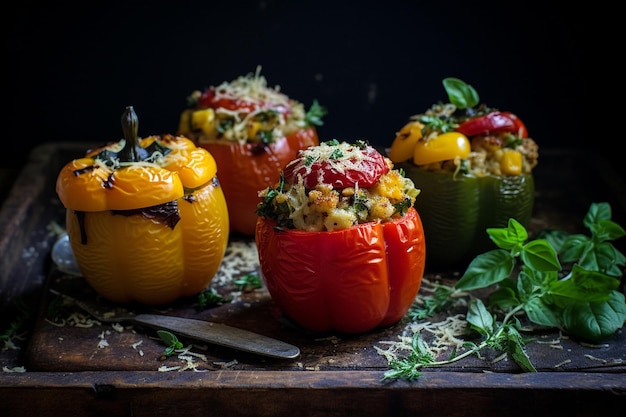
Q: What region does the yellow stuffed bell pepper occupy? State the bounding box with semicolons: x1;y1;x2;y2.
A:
56;107;229;305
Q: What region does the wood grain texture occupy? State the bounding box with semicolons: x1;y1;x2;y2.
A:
1;143;625;417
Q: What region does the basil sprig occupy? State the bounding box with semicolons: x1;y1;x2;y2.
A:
383;202;626;381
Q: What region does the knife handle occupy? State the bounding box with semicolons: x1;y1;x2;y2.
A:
133;314;300;359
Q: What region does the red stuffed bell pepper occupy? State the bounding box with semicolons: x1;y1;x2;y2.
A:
178;67;326;236
255;140;426;334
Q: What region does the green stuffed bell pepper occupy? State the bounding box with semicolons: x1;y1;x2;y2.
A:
389;78;538;268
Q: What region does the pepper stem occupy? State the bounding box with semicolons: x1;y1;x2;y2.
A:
120;106;140;162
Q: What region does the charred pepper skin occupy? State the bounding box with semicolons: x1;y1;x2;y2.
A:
56;108;229;305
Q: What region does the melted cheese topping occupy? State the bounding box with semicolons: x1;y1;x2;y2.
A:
212;66;291;109
181;66;308;144
285;141;379;186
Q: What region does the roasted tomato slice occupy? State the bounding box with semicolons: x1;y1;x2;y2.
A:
456;111;527;137
282;140;390;189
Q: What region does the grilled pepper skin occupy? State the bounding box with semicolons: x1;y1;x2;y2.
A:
398;163;534;268
201;127;318;235
255;206;426;334
56;134;229;305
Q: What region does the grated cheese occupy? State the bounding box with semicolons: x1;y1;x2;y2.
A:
97;330;110;349
584;354;607;363
284;141;380;186
181;66;308;144
157;345;210;372
554;359;572;368
111;323;124;333
375;314;469;364
491;353;508;364
2;366;26;373
211;240;260;287
212;66;291;110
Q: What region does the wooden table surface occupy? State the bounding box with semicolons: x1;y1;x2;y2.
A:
1;143;625;417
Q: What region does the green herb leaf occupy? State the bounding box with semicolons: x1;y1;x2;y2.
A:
197;288;230;310
157;330;183;357
550;264;620;303
455;249;514;291
560;290;626;341
523;297;561;328
233;273;263;291
442;77;480;109
382;202;625;381
520;239;561;272
559;234;590;262
537;229;570;252
488;284;520;310
1;298;32;342
487;218;528;252
305;99;327;127
382;333;433;381
466;298;494;336
408;284;455;320
584;201;612;227
504;326;537;372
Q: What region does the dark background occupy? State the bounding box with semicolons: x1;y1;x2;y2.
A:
3;1;607;168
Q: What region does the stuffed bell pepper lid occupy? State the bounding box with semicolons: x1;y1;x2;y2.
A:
388;77;539;269
254;140;426;334
178;66;327;236
55;106;230;305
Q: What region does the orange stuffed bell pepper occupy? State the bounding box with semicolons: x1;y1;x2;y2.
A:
178;67;326;236
255;140;426;334
56;107;229;305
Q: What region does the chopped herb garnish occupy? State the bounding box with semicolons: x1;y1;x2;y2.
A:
233;273;263;291
197;288;231;310
305;100;327;127
157;330;183;359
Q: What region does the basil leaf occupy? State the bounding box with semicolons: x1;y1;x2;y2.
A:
466;298;494;336
550;265;620;303
561;291;626;342
504;326;537;372
442;77;479;109
520;239;561;272
524;297;561;328
455;249;514;291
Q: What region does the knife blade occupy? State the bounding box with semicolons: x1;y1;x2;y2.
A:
133;314;301;359
49;288;300;359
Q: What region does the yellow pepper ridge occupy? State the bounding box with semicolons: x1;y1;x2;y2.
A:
56;132;220;212
56;106;230;305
